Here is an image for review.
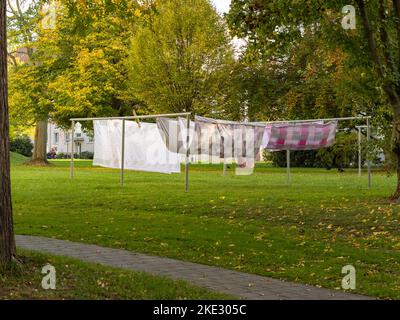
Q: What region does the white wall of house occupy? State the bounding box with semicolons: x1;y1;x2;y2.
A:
47;122;94;154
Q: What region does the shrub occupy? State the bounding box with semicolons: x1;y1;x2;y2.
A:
10;135;33;157
55;152;94;159
55;152;66;159
80;151;94;159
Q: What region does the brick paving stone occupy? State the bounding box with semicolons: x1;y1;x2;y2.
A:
16;235;373;300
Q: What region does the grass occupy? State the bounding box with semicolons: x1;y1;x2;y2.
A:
10;152;28;165
0;249;230;300
9;155;400;299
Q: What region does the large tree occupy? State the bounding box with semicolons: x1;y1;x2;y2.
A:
7;0;49;165
127;0;234;114
227;0;400;197
0;0;16;264
46;0;140;128
8;0;141;160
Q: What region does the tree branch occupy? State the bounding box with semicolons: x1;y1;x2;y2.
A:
378;2;397;74
356;0;386;78
6;0;18;16
393;0;400;67
356;0;400;115
7;52;17;66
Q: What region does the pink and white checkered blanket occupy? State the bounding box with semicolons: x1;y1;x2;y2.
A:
262;121;338;150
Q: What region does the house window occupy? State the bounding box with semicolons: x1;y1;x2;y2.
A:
54;132;59;144
65;133;70;143
88;135;94;143
76;133;82;138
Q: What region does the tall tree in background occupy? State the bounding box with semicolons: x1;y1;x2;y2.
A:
47;0;140;128
0;0;16;264
9;0;141;136
127;0;234;114
227;0;400;197
7;0;49;165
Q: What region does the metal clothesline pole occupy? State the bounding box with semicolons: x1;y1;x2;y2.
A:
356;125;368;178
70;121;75;179
223;160;227;176
367;118;372;188
286;149;291;185
121;119;126;187
185;113;190;193
358;127;362;177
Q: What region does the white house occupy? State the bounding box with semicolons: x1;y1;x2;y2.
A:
47;122;94;156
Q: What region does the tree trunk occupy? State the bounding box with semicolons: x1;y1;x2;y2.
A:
29;119;49;165
391;117;400;200
0;0;16;264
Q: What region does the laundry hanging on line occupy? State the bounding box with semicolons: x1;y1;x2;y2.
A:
93;120;181;174
156;116;265;175
157;117;223;163
157;116;265;159
93;120;122;169
261;121;338;151
194;116;265;175
156;117;196;156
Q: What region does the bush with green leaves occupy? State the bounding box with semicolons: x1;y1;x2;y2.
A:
10;135;33;157
80;151;94;160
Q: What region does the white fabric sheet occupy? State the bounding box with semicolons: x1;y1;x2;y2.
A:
93;120;181;174
93;120;122;168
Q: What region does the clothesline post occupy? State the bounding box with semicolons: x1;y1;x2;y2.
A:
367;118;372;188
223;160;227;176
70;120;75;179
358;127;362;177
286;149;291;185
121;119;126;187
185;114;190;192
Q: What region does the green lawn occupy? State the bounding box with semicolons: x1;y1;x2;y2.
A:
10;152;29;165
10;153;400;299
0;249;230;300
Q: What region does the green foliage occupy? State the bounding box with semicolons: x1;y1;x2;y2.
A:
37;0;141;128
7;0;51;128
127;0;234;114
226;2;385;120
8;1;142;130
226;0;395;174
8;62;50;126
9;135;34;157
7;0;43;53
79;151;94;160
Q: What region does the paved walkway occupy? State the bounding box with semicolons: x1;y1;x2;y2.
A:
16;235;372;300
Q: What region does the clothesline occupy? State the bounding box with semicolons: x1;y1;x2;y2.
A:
260;115;371;125
69;112;192;192
196;115;371;126
204;115;371;187
70;112;191;121
68;113;372;191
